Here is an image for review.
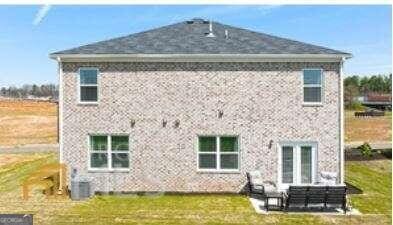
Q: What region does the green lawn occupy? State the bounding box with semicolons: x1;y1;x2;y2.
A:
346;160;392;215
52;159;392;225
0;153;57;192
0;153;391;225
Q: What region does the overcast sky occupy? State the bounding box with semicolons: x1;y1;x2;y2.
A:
0;5;391;86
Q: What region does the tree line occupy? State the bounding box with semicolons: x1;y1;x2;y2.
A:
0;84;59;100
0;74;391;103
344;74;391;109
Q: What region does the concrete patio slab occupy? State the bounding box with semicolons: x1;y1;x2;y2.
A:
249;197;362;215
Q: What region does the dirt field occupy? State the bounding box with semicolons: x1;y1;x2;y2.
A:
0;100;58;147
345;110;392;142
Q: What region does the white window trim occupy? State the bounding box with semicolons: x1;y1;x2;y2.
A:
78;67;99;104
88;134;130;172
197;135;240;173
302;68;324;106
277;141;318;190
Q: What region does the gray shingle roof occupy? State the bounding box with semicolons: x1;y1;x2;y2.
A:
52;18;349;55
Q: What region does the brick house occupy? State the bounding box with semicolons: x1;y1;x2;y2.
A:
50;19;351;193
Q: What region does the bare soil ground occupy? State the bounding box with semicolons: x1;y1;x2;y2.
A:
345;110;392;142
0;100;57;147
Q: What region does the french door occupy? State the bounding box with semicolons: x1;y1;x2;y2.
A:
278;142;317;190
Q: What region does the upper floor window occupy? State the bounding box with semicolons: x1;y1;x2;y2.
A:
198;136;239;171
303;69;323;104
79;68;98;103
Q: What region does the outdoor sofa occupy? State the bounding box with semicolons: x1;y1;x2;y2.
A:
285;185;347;213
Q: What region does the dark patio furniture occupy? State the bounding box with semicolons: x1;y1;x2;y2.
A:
285;185;347;213
326;186;347;213
265;191;284;211
285;186;308;209
246;172;264;197
308;186;327;207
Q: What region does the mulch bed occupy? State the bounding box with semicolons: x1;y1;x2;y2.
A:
345;149;391;161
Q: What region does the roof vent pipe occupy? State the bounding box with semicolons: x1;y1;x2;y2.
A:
206;20;215;37
225;30;229;39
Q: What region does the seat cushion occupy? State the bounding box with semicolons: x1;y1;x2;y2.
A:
249;171;263;185
251;178;263;185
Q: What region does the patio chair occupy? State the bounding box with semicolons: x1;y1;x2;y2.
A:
246;171;264;197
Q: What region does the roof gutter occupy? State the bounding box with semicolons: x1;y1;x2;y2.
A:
50;53;352;62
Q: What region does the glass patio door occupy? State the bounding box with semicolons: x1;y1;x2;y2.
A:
279;143;316;189
300;146;312;183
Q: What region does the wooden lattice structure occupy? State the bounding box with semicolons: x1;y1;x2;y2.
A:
22;163;67;200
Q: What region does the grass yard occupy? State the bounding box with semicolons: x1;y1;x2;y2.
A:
0;99;58;147
345;110;392;142
346;160;392;215
0;152;390;225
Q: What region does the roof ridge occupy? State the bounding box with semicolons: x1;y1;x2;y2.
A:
50;19;351;56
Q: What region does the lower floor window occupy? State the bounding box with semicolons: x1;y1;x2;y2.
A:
198;136;239;171
89;135;130;170
280;142;316;185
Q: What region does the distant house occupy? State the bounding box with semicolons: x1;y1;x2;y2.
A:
50;18;351;193
359;93;392;110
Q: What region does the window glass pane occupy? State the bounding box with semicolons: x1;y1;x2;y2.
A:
90;153;108;168
304;87;321;102
91;135;107;151
199;154;216;169
112;153;129;168
220;154;238;169
220;137;238;152
282;146;293;183
80;69;97;84
199;137;216;152
81;86;97;102
112;136;129;151
301;146;312;184
304;69;321;85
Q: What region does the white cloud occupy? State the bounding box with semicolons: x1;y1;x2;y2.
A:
33;5;51;26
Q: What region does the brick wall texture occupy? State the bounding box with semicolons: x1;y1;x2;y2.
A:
61;61;342;193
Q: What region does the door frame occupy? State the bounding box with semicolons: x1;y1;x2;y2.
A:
277;141;318;190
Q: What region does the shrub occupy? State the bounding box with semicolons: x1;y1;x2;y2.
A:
358;142;373;157
346;101;365;111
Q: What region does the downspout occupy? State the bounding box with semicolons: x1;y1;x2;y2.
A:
57;56;63;164
340;57;345;184
57;56;65;193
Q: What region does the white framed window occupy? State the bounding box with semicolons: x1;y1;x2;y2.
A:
198;136;239;172
89;135;130;171
278;142;317;190
79;68;98;103
303;69;323;104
